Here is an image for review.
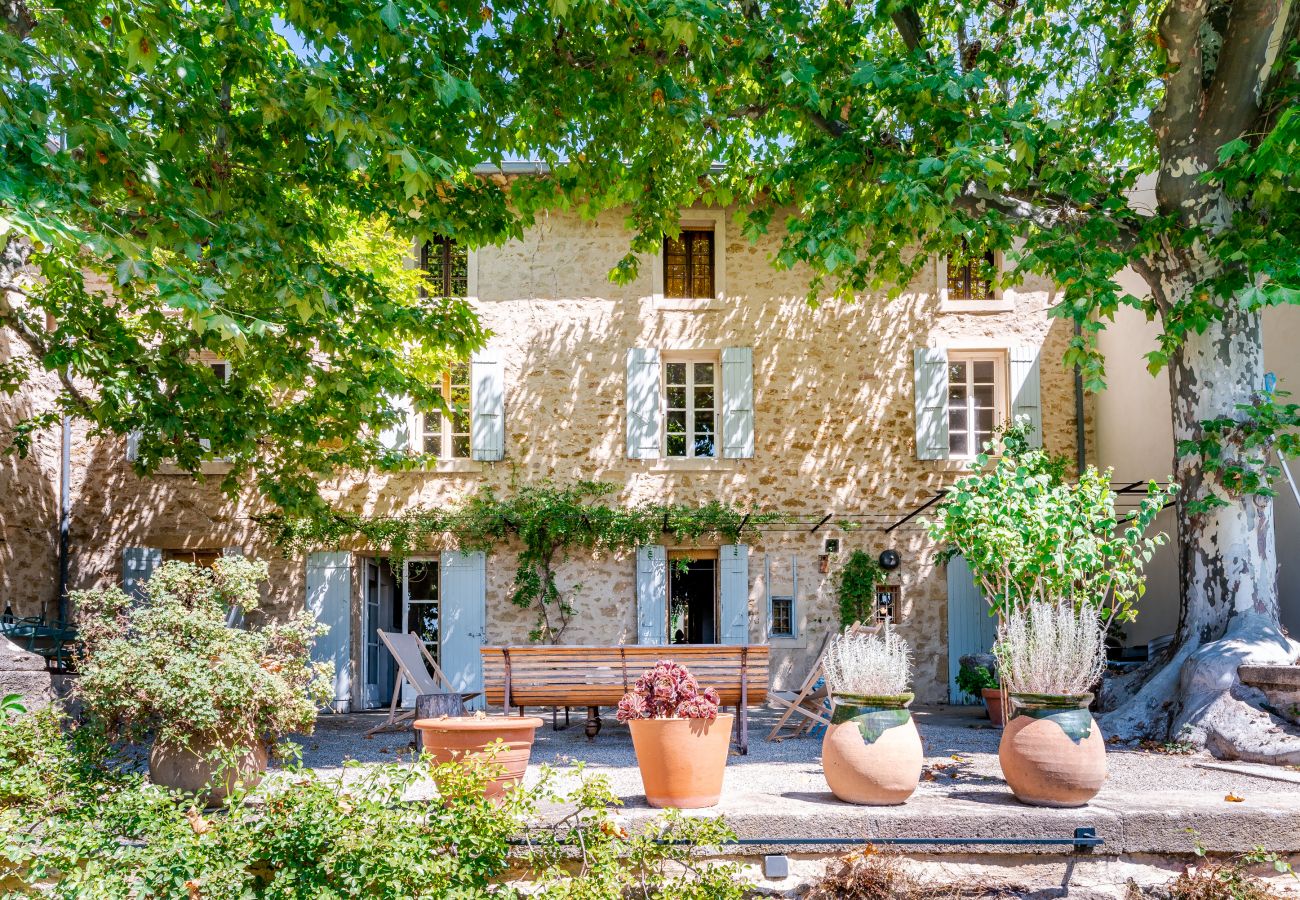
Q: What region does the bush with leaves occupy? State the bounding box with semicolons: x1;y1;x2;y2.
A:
72;557;333;753
836;550;886;629
926;422;1176;628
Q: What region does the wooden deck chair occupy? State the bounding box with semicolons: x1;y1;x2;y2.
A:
365;630;476;736
765;621;880;742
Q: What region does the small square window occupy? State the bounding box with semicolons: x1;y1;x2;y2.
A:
946;240;997;302
421;236;469;298
770;595;795;638
875;584;900;625
663;230;715;299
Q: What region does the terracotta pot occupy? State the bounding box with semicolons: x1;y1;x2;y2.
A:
627;714;733;809
149;737;268;803
999;693;1106;808
414;715;544;800
982;688;1007;727
821;693;922;805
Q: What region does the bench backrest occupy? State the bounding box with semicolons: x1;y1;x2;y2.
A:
481;645;770;709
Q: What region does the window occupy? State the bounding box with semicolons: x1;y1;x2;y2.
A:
164;549;222;569
663;357;717;458
417;363;471;458
947;352;1007;458
663;230;715;299
209;361;230;382
874;584;900;625
421;236;469;297
770;595;795;638
946;240;997;302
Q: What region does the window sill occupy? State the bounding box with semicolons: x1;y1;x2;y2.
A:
647;458;737;472
939;299;1015;314
413;459;485;475
653;296;718;311
768;635;809;650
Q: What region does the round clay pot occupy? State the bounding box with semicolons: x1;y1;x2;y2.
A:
627;714;734;809
414;715;544;800
999;693;1106;808
982;688;1007;727
149;738;268;803
821;693;922;805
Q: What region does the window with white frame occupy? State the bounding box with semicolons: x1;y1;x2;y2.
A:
946;351;1007;458
663;356;718;458
417;363;471;458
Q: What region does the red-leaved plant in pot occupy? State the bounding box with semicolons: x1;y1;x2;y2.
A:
616;660;733;809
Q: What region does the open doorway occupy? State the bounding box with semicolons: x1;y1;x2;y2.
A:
362;558;400;709
669;551;717;645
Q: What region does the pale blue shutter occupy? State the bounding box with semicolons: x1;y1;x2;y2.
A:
914;348;950;460
719;544;750;644
125;430;141;463
307;552;353;713
721;347;755;459
1010;345;1043;448
946;555;998;703
223;547;246;628
470;352;505;461
626;348;661;459
378;395;413;452
440;550;487;709
122;547;162;601
636;545;667;644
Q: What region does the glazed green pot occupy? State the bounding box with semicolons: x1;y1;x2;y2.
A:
821;693;922;805
999;692;1106;808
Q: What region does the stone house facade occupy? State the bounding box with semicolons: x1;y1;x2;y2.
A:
4;203;1087;710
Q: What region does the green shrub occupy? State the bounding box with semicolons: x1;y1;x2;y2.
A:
837;550;886;628
955;662;999;697
71;557;332;752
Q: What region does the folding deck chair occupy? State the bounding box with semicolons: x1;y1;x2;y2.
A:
765;621;880;741
364;630;479;736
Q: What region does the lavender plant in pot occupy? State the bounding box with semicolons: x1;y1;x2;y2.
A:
821;628;922;805
996;602;1108;807
616;660;732;809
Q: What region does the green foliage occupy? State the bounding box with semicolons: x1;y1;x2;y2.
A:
837;550;886;629
72;557;332;750
269;480;778;643
1;710;749;898
956;661;999;696
926;423;1177;625
1177;388;1300;514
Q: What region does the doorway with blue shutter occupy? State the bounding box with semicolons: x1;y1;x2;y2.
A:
669;549;717;644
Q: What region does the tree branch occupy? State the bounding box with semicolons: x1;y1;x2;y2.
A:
1149;0;1210;217
1202;0;1294;146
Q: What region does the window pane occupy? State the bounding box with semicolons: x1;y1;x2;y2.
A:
448;242;469;297
666;409;687;433
689;230;714;297
948;361;967;383
694;386;714;410
667;386;687;409
947;255;969;298
948;406;968;432
973;360;995;383
949;430;968;456
422;411;442;457
452;433;471;457
665;362;687;385
664;236;689;299
667;431;687;457
974;383;995;408
976;408;996;435
695;410;716;458
693;362;714;386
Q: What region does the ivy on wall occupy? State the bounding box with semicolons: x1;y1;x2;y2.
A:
266;481;780;643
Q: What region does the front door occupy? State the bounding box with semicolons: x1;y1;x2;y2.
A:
363;559;399;709
669;551;717;644
946;555;998;703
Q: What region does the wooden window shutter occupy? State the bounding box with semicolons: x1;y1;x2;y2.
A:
470;350;505;461
1010;345;1043;448
625;348;662;459
914;347;950;460
721;347;754;459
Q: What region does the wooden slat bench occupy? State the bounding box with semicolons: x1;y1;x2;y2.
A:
481;645;770;754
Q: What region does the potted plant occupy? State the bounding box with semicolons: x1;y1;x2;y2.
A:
996;602;1108;807
616;660;732;809
957;654;1005;726
836;550;886;628
821;628;922;805
414;712;545;800
73;557;332;802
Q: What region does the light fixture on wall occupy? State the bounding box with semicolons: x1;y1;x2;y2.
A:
879;549;901;571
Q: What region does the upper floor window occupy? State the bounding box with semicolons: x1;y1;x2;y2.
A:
663;230;715;299
946;240;996;302
663;356;717;458
421;236;469;298
947;351;1006;458
417;363;471;458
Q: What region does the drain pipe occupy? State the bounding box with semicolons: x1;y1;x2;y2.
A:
1074;319;1087;474
57;408;70;623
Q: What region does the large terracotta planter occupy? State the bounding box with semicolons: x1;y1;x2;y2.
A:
982;688;1007;727
822;693;922;805
999;693;1106;808
627;714;734;809
414;715;544;800
149;737;268;803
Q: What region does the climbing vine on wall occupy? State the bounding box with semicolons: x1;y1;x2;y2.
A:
265;480;780;643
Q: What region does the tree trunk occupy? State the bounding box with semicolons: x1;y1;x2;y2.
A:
1102;296;1300;761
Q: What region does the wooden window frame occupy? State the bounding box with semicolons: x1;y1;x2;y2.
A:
662;229;715;300
945;350;1008;459
420;236;469;298
661;352;719;459
416;363;472;459
938;242;1012;312
874;584;901;625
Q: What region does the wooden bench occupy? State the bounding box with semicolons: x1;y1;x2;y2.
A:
480;645;770;754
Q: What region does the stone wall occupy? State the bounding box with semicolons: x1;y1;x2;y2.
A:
46;205;1084;703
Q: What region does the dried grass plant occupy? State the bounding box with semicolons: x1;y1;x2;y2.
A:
995;602;1106;696
824;628;912;697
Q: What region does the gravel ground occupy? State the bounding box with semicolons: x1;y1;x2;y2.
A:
284;705;1295;806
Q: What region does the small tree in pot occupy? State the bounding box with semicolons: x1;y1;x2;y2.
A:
821;629;921;805
73;557;332;801
616;660;731;809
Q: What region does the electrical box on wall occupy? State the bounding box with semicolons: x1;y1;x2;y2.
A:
823;538;840;555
